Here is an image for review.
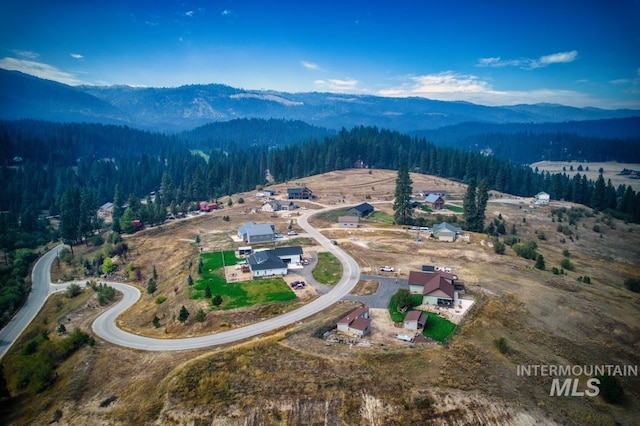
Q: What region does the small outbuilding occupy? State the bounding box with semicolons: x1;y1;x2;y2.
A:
404;311;427;331
338;216;359;228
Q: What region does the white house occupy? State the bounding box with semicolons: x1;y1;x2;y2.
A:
338;216;359;229
535;192;550;205
247;251;288;277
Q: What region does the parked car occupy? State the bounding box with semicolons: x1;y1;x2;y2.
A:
287;231;298;236
330;240;338;245
380;266;395;272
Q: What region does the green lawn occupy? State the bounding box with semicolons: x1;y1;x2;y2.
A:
211;278;296;310
193;251;296;309
445;204;464;213
423;312;456;342
369;211;394;224
312;252;343;285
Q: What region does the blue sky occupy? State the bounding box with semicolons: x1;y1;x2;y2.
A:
1;1;639;108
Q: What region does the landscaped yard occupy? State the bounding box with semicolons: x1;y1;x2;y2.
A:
368;211;394;224
312;251;343;285
193;251;296;309
423;312;456;342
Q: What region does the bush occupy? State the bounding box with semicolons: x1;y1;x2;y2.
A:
596;375;624;404
493;238;506;255
155;295;167;304
560;258;575;271
495;336;509;354
624;278;640;293
534;254;545;270
512;240;538;260
65;283;82;298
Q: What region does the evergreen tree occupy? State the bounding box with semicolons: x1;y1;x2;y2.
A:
463;179;478;231
59;186;81;253
204;285;212;298
535;254;546;270
119;207;136;234
152;315;160;328
147;278;157;295
475;179;489;232
392;167;413;225
212;294;223;307
178;306;189;322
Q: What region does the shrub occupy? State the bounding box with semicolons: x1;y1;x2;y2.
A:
65;283;82;298
503;236;519;246
495;336;509;354
596;375;624;404
534;254;545;270
155;295;167;304
552;267;560;275
624;278;640;293
512;240;538;260
493;238;506;255
560;258;575;271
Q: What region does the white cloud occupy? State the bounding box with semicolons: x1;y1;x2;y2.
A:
70;53;84;60
315;78;359;92
477;50;578;69
13;50;39;59
301;61;320;70
185;10;194;17
221;9;231;16
0;57;85;86
376;72;599;107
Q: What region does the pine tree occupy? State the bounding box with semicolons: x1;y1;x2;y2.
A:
535;254;546;270
392;167;413;225
178;306;190;322
212;294;223;308
147;278;157;295
463;179;478;231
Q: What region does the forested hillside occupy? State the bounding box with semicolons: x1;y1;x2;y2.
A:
412;117;640;163
2;119;640;329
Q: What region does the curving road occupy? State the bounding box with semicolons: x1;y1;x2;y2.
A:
2;206;361;354
0;244;66;359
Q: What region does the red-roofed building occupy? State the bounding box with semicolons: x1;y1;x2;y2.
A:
403;310;427;330
408;270;457;306
337;307;371;337
199;201;220;212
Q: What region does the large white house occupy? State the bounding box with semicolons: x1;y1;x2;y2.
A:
535;192;550;205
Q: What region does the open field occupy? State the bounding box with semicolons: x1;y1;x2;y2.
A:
2;168;639;425
531;161;640;192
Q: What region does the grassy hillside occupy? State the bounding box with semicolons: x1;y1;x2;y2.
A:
2;168;638;425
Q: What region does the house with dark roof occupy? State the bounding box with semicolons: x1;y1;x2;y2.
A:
408;270;457;306
345;202;374;218
287;186;313;200
425;194;445;210
237;221;275;244
404;310;427;330
247;251;288;277
337;307;371;337
432;222;462;242
271;246;303;265
338;216;359;228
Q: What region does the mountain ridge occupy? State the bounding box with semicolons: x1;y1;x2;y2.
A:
1;68;639;133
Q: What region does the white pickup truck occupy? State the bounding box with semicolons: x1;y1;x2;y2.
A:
379;266;395;272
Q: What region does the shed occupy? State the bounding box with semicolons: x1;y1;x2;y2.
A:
338;216;359;229
404;311;427;330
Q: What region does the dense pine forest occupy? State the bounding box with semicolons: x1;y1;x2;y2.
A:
1;118;640;326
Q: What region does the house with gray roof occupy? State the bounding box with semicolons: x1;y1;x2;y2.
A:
247;251;288;277
345;202;374;218
237;221;276;244
432;222;462;242
425;193;445;210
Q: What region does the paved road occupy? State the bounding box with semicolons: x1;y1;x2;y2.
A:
90;206;361;351
0;244;65;359
2;205;364;353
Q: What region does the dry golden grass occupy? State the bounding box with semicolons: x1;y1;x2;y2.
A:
4;169;640;425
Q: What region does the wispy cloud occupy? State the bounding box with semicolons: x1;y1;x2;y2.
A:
184;10;194;17
0;57;85;86
477;50;578;69
315;78;359;92
70;53;84;60
376;71;596;106
13;50;39;60
221;9;231;16
301;61;320;71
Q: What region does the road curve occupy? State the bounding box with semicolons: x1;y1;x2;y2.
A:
91;206;361;351
0;244;66;359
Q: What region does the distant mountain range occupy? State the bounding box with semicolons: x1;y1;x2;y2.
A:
1;68;639;133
